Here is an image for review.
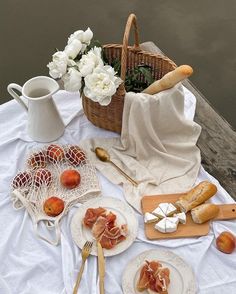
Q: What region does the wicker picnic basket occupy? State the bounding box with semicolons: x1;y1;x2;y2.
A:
82;13;177;133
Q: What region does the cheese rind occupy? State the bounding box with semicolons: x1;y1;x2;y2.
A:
152;207;166;218
174;212;186;224
144;212;159;224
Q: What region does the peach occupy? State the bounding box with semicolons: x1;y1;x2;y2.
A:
28;151;46;170
65;146;86;166
43;196;64;217
12;171;32;189
47;144;65;163
34;168;52;187
60;169;81;189
216;231;235;254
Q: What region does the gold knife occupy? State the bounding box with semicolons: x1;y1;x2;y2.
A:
97;241;105;294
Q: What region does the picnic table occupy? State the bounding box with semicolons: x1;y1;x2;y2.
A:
0;43;235;294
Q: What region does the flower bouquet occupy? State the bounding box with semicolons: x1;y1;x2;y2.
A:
48;28;122;106
47;14;176;133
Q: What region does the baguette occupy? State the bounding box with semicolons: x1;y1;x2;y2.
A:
142;65;193;95
191;203;220;224
175;181;217;212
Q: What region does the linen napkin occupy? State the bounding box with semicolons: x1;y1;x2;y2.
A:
80;84;201;212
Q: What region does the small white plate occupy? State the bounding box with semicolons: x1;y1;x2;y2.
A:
71;196;138;257
122;249;197;294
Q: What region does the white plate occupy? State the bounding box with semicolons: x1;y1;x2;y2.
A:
122;249;197;294
71;196;138;257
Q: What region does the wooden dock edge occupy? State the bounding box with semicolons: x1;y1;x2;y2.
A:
141;42;236;200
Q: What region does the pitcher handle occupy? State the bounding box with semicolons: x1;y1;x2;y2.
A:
7;83;28;112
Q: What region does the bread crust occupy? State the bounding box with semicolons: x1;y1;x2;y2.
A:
191;203;219;224
175;181;217;212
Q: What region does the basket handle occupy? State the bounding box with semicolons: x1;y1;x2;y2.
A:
120;14;141;81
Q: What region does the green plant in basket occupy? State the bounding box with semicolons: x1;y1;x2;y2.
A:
47;28;154;105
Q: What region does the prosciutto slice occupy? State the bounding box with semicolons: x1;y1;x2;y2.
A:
83;207;128;249
137;260;170;293
83;207;106;228
91;216;107;239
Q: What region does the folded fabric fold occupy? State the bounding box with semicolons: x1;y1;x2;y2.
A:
80;84;202;211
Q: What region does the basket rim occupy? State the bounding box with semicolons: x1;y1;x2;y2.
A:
103;43;177;69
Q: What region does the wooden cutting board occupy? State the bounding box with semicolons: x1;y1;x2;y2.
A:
141;193;236;240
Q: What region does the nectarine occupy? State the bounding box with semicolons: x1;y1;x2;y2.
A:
47;144;64;163
216;231;235;254
12;171;32;189
28;151;46;170
43;196;64;217
60;169;81;189
65;146;86;166
34;168;52;187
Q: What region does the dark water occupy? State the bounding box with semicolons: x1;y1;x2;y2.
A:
1;0;236;128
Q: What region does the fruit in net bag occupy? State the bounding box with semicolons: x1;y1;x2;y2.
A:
65;145;86;166
46;144;65;163
34;168;52;187
28;151;47;170
60;169;81;189
43;196;64;217
12;171;32;189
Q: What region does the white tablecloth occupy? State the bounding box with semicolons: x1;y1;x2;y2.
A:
0;89;235;294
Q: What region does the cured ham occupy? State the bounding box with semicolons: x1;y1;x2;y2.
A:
91;216;107;239
83;207;106;228
137;260;170;293
83;207;128;249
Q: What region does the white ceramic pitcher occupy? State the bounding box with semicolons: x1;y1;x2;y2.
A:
7;76;65;142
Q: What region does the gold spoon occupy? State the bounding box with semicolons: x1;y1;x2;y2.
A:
94;147;138;187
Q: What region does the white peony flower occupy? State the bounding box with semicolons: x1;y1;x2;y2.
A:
68;30;84;45
61;68;82;92
81;44;87;53
78;46;103;77
68;27;93;46
84;65;122;105
87;46;103;63
77;55;95;77
64;39;82;59
47;51;68;79
82;27;93;44
67;59;77;67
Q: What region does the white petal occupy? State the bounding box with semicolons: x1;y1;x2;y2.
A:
98;96;112;106
83;27;93;43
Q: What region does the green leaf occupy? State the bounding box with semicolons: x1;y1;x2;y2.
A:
138;66;154;84
111;59;121;75
102;49;109;64
88;39;102;49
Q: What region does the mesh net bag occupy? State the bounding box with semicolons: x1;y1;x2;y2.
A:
11;144;101;246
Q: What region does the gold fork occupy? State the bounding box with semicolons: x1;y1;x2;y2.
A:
73;241;93;294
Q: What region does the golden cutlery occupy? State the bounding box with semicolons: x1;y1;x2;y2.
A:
97;241;105;294
94;147;138;187
73;241;93;294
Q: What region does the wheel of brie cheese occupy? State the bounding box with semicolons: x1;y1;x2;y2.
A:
149;202;187;234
